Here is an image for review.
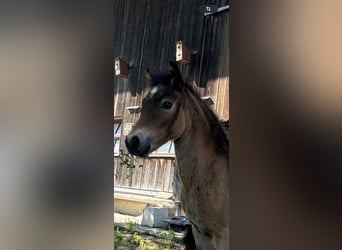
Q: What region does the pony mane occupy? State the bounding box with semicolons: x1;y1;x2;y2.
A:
182;82;229;157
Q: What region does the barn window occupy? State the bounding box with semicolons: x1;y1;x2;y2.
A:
154;140;175;154
114;121;122;154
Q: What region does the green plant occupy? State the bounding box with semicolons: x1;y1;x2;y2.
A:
114;223;179;249
119;149;143;169
132;232;160;249
132;232;142;244
124;221;136;233
114;228;123;246
159;230;175;246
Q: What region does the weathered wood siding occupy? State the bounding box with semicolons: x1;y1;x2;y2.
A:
114;157;175;192
114;0;229;192
114;0;229;119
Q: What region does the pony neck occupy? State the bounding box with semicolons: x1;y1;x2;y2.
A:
174;86;226;159
173;87;227;192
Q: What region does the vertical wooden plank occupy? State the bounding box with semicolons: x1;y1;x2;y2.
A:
168;159;175;193
138;158;147;190
172;160;181;198
156;158;165;191
153;158;160;191
131;158;143;189
141;158;151;190
150;159;158;190
223;77;229;120
216;77;228;120
139;158;147;190
114;157;118;186
115;160;122;187
147;159;157;190
120;163;130;188
116;162;124;188
162;159;171;192
213;79;221;115
164;159;172;193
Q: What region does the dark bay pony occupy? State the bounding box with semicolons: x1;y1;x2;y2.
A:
125;62;229;249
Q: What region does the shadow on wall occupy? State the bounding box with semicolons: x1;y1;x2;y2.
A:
113;0;229;96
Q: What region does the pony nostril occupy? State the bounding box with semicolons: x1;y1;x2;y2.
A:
130;136;140;149
125;132;151;157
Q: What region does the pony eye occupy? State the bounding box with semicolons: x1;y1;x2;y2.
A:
161;101;173;110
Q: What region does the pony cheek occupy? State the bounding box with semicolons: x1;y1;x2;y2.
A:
150;134;171;152
170;111;187;140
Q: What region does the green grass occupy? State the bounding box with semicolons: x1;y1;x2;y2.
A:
124;221;136;233
114;223;183;250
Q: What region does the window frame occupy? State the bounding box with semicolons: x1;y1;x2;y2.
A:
114;118;175;158
114;119;122;156
148;140;175;157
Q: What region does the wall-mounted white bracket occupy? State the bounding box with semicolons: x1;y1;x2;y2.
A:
201;96;214;105
126;106;141;114
201;5;229;16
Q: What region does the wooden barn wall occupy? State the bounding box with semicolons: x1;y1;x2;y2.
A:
114;0;229;192
114;157;175;193
114;0;229;120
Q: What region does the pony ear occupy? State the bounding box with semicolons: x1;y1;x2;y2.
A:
169;61;184;91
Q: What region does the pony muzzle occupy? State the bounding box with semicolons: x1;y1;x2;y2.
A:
125;130;152;157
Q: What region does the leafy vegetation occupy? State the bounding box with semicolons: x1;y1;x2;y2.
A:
114;223;183;250
124;221;136;233
118;149;144;179
119;149;143;169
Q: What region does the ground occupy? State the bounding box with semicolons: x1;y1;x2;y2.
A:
114;213;185;250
